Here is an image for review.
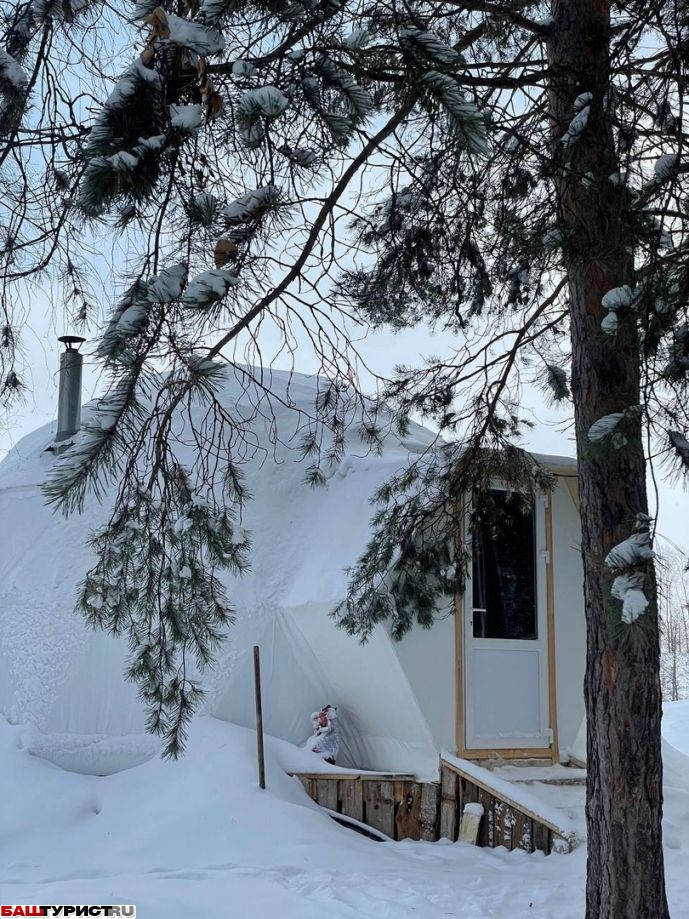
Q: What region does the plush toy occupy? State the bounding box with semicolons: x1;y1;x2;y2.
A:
308;704;340;765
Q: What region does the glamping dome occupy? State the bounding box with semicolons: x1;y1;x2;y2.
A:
0;366;447;775
0;364;586;776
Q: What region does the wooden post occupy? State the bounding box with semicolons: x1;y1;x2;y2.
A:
253;645;266;789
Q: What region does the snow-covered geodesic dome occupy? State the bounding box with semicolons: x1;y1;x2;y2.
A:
0;368;445;776
0;367;586;776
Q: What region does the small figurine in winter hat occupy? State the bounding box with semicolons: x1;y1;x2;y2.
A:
308;704;340;765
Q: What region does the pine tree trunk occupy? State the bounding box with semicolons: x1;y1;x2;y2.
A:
548;2;669;916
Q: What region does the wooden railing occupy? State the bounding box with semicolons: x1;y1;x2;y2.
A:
293;772;439;841
439;758;576;854
292;760;577;854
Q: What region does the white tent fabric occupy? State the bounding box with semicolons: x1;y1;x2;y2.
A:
0;370;441;776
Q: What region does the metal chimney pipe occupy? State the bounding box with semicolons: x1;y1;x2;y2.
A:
55;335;86;442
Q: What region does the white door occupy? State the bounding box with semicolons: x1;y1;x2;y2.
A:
463;491;551;752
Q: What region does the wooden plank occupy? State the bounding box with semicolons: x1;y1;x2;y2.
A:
454;506;466;757
458;749;554;761
363;780;396;838
461;776;478;807
492;799;505;848
511;809;531;852
316;778;339;811
359;774;415;781
544;497;560;762
521;816;535;853
340;779;363;823
533;821;551;855
495;798;512;849
253;646;266;790
299;776;315;799
478;787;492;847
288;772;414;781
419;782;440;841
395;782;422;841
495;802;516;850
439;767;458;841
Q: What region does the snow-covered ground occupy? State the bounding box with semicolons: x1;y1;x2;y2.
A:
663;699;689;757
3;706;689;918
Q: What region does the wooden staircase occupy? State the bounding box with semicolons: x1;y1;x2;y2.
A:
290;756;578;854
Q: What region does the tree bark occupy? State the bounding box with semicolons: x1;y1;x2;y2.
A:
548;2;669;916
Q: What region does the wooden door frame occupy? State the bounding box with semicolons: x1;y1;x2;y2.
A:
454;489;560;762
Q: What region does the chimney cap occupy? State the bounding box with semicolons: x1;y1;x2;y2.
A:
58;335;86;351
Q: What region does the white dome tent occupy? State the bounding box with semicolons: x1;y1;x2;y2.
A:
0;367;586;777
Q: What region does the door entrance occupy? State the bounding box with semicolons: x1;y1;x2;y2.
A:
462;489;551;753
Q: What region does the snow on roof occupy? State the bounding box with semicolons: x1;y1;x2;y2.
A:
0;366;576;607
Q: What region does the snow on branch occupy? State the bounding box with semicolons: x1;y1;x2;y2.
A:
0;48;27;90
97;265;187;360
77;57;170;216
560;94;591;148
316;57;373;120
169;103;204;133
146;263;188;302
421;71;488;155
232;60;257;78
201;0;241;26
147;8;226;56
605;528;655;569
611;572;648;624
399;27;460;65
654;154;679;184
116;301;150;337
587;406;640;448
17;0;96;25
600;284;634;335
238;86;288;119
279;144;319;167
0;46;29;131
88;60;162;155
605;514;655;624
573;91;592;110
43;373;142;514
588;412;625;442
602;285;633;311
221;186;281;225
182;268;239;308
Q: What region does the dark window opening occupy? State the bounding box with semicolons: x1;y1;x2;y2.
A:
471;490;537;640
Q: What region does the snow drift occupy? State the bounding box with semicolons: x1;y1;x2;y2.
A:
0;368;441;775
